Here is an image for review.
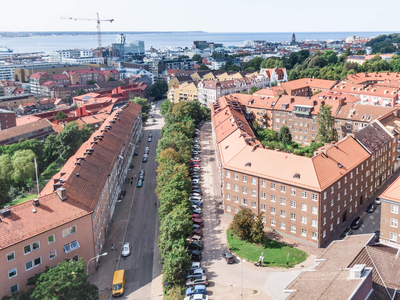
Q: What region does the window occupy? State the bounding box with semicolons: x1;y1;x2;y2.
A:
271;195;276;202
242;187;247;194
311;232;317;240
324;191;327;199
312;206;317;214
323;217;326;225
234;184;239;191
281;185;286;193
7;252;15;262
252;201;257;208
261;204;266;211
271;207;276;214
323;230;326;238
226;194;231;200
48;234;55;244
301;191;307;198
234;196;239;203
390;232;398;242
323;205;326;212
234;173;239;180
337;217;340;225
242;198;248;205
226;171;230;178
63;244;72;253
350;206;352;213
312;193;318;201
291;213;296;220
25;261;33;271
311;219;317;227
271;182;276;190
301;229;307;236
32;241;40;251
291;225;296;233
251;178;257;185
261;180;266;187
49;250;57;260
24;245;31;255
280;210;286;217
290;200;296;208
251;189;257;197
331;186;334;194
390;218;398;228
261;192;266;199
34;257;41;267
8;268;17;279
337;193;341;201
271;219;276;226
226;182;231;190
301;216;307;224
291;188;296;195
330;223;333;231
280;197;286;205
242;175;247;182
301;204;307;211
331;199;334;206
391;204;399;214
281;222;286;230
330;211;333;219
10;285;18;294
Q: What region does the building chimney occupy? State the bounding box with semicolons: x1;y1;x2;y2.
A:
56;187;67;201
33;198;40;207
349;264;366;279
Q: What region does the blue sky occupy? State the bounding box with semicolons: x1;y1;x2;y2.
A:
1;0;399;32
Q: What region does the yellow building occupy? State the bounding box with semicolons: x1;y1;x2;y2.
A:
168;82;198;103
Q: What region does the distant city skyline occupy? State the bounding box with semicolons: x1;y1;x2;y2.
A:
1;0;400;33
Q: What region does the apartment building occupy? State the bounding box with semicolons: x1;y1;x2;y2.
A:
0;108;16;130
211;96;398;247
0;94;37;111
0;118;54;145
259;67;288;85
379;173;400;245
0;80;23;97
63;69;120;85
168;82;198;103
0;103;142;298
281;78;337;97
345;72;400;85
29;72;71;95
14;64;87;83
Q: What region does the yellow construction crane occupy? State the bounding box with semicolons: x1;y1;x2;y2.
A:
61;13;114;58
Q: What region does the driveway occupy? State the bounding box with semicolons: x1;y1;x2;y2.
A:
198;121;316;300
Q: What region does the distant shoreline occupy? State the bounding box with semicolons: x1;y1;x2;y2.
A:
0;31;207;38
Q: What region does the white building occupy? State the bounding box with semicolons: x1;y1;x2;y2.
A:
62;57;104;64
48;49;95;63
259;67;288;86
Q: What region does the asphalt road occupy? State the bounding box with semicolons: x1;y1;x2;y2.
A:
352;203;381;235
117;101;163;300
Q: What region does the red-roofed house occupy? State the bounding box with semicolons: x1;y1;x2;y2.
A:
259;67;288;85
63;68;120;85
281;78;337;97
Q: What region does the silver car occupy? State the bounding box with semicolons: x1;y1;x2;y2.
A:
121;242;131;257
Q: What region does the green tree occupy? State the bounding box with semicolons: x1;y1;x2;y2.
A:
75;89;86;96
0;154;13;185
54;111;68;121
278;125;292;144
158;204;192;258
199;64;210;70
317;104;337;144
80;124;94;142
55;122;84;160
178;55;189;59
108;77;117;81
31;258;98;300
191;54;202;64
87;80;97;85
229;208;254;240
321;50;338;64
257;128;278;142
160;99;173;117
308;56;327;68
130;97;151;123
12;150;36;185
43;135;60;166
251;212;265;244
150;81;168;100
162;243;191;288
245;57;264;71
250;87;259;95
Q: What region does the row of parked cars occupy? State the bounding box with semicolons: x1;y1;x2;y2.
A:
185;123;209;300
137;169;145;187
340;198;381;240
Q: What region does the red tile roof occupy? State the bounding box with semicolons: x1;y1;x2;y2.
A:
0;118;53;143
281;78;336;91
29;72;49;80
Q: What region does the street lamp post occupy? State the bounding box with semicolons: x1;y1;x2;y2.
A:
238;257;245;300
86;252;108;274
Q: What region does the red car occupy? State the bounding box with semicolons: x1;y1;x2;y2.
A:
192;218;204;227
190;160;200;164
192;229;203;236
191;214;202;219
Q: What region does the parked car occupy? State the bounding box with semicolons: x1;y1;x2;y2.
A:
191;209;202;215
148;133;152;138
350;216;363;230
188;241;203;251
192;156;201;161
153;118;156;122
375;198;381;205
139;173;144;181
189;196;202;202
189;200;202;207
192;229;203;236
185;285;207;296
192;185;201;190
190;175;201;180
186;275;207;287
366;203;377;213
192;219;204;227
374;230;380;242
187;234;202;242
186;268;205;279
340;228;353;239
188;250;202;262
191;262;201;269
192;224;202;230
191;213;202;219
143;153;149;159
191;167;201;172
192;179;200;184
223;252;235;264
137;179;143;187
190;193;202;198
190;172;200;177
144;147;149;154
190;160;200;164
148;137;152;142
142;156;148;163
133;152;139;156
192;189;202;195
184;291;208;300
121;242;131;257
139;169;145;175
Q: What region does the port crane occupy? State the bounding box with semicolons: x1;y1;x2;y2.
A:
61;13;114;58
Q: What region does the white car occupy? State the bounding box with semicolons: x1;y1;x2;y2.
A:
375;198;381;205
189;196;202;202
191;179;199;184
190;193;201;198
121;242;131;257
184;293;208;300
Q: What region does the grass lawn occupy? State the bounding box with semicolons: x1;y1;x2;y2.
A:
227;229;308;268
40;167;61;180
1;194;38;208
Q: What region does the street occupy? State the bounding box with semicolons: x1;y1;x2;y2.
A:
90;101;164;300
